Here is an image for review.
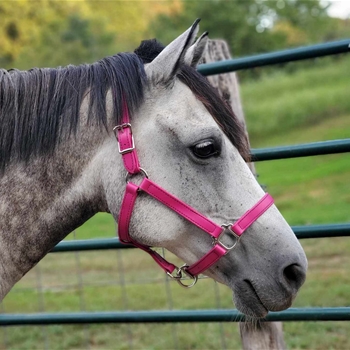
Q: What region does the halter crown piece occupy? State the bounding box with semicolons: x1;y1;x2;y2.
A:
114;103;274;288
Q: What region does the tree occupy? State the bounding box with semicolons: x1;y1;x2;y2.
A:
0;0;179;70
0;0;92;68
149;0;333;58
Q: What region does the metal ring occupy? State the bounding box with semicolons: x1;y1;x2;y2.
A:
125;168;149;184
175;265;198;288
166;269;181;281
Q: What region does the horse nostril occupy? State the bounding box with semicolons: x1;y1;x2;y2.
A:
283;263;306;290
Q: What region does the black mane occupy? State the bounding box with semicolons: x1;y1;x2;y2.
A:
0;53;146;172
0;38;249;173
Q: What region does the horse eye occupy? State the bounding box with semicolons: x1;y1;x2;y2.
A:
192;140;219;159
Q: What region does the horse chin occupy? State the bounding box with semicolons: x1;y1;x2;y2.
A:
231;280;294;319
232;286;269;319
204;271;268;318
234;299;269;319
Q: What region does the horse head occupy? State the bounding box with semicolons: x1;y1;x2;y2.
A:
101;20;308;318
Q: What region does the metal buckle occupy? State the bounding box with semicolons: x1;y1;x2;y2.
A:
113;123;135;155
213;224;241;253
113;123;132;132
167;264;198;288
118;139;135;155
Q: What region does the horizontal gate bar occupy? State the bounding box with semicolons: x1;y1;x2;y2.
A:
0;308;349;326
52;238;132;252
198;39;350;75
293;223;350;239
51;223;350;253
250;139;350;161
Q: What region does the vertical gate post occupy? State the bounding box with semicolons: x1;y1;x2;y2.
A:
202;39;286;350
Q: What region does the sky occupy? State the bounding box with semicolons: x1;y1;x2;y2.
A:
327;0;350;19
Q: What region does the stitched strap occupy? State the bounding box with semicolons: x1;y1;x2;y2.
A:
118;182;176;274
232;193;274;236
186;245;227;276
185;193;274;276
118;182;139;243
115;126;140;174
113;101;140;174
139;178;223;238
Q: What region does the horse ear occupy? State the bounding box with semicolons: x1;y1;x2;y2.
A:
145;19;200;84
184;32;208;67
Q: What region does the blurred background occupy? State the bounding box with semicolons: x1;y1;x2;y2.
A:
1;0;349;70
1;1;350;349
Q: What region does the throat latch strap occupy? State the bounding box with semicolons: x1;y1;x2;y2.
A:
113;103;140;174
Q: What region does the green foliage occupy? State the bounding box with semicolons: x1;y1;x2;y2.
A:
1;0;347;79
0;1;92;68
13;14;115;69
0;1;176;70
150;0;331;55
151;0;280;56
150;0;346;80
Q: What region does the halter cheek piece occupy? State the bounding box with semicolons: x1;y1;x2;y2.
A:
114;105;274;288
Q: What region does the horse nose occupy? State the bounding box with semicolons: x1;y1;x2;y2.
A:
282;262;307;292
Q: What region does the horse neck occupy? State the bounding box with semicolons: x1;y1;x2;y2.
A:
0;114;122;300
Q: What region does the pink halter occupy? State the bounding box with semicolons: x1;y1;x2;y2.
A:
114;104;274;287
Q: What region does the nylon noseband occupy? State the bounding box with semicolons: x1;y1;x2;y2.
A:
114;105;274;288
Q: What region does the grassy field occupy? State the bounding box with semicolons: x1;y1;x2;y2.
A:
1;57;349;349
241;56;350;144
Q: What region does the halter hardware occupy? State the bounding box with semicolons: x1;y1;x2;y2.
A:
113;123;135;155
125;168;149;184
214;224;241;253
113;123;132;131
167;264;198;288
114;103;274;288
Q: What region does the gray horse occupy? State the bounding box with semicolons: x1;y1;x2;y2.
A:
0;20;307;318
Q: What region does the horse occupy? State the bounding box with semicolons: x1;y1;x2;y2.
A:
0;20;307;318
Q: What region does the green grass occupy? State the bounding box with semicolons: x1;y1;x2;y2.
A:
1;58;350;349
241;56;350;144
254;114;350;225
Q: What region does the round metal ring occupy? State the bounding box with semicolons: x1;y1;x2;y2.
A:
175;264;198;288
125;167;149;184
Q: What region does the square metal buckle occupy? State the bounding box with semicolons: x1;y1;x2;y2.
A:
213;224;240;253
117;137;135;155
113;123;132;132
113;123;135;155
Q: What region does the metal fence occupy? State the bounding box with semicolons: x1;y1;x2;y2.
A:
1;39;350;347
